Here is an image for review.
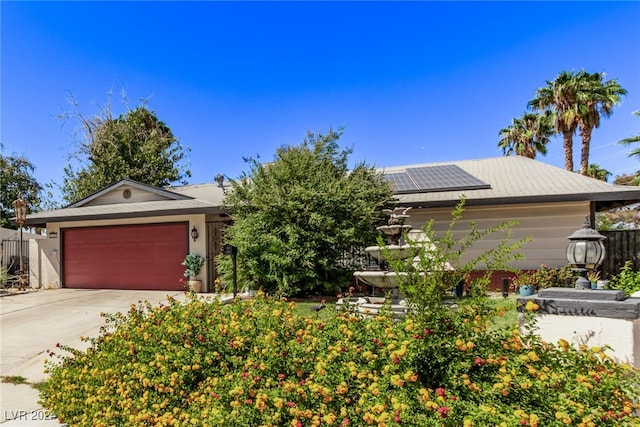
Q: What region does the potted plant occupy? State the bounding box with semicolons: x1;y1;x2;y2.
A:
587;270;601;290
510;271;536;296
182;254;205;292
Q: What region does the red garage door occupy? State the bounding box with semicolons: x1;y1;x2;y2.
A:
63;223;188;290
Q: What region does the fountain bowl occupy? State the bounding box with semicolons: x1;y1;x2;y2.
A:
365;244;418;262
353;271;404;288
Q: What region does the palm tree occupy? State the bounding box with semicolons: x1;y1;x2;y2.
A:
618;110;640;159
575;71;627;175
498;111;554;158
529;71;581;172
586;163;612;182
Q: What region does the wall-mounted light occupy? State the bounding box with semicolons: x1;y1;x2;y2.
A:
191;226;199;242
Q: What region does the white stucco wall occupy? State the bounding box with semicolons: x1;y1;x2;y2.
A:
523;313;640;368
29;238;60;289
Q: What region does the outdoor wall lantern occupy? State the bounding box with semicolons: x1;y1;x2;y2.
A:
566;217;606;289
12;196;28;288
191;226;199;242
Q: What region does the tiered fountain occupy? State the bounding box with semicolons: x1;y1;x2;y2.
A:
338;206;417;318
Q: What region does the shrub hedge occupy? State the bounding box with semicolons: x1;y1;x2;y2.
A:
40;293;639;426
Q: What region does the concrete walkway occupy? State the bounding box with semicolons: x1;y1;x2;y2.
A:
0;288;194;425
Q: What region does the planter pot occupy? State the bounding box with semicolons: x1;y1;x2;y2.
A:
519;285;535;296
188;279;202;293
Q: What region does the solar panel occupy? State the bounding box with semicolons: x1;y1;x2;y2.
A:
383;172;416;193
384;165;490;194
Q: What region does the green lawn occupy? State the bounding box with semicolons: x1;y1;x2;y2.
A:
292;295;519;330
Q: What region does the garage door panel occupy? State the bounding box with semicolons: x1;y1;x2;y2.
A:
63;223;188;290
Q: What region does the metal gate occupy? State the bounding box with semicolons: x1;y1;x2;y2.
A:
1;238;29;287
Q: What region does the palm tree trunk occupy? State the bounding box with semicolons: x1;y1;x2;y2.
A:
580;127;593;176
562;131;574;171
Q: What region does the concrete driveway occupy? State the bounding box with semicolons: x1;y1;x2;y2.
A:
0;288;189;425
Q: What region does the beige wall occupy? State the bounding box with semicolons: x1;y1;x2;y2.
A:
407;201;590;270
84;185;169;206
31;214;210;289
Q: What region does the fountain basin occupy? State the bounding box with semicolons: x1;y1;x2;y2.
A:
354;270;427;289
365;244;418;261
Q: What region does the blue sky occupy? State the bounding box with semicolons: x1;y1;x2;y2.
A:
2;1;639;201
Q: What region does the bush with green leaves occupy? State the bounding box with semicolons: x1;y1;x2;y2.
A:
606;261;640;296
220;129;393;296
510;264;578;291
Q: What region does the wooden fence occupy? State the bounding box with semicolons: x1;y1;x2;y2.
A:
600;230;640;279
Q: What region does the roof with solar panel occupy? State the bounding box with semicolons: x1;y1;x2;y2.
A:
382;156;640;210
384;164;490;194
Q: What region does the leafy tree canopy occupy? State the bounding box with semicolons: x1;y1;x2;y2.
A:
0;144;43;229
221;129;394;296
586;163;611;182
528;70;626;174
59;96;190;204
618;110;640;163
497;111;554;159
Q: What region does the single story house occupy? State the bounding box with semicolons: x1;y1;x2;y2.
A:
21;156;640;292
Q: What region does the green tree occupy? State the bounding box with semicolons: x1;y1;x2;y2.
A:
574;71;627;175
0;145;42;229
529;70;626;175
618;110;640;158
497;111;554;158
60;97;190;203
221;129;393;296
529;70;581;172
586;163;612;182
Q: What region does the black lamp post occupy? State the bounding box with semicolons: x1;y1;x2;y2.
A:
12;197;28;288
566;217;606;290
223;244;238;297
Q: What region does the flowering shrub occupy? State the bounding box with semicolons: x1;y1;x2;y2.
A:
40;293;639;426
510;264;578;291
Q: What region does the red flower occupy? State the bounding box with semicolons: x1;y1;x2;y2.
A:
435;387;446;397
437;406;450;418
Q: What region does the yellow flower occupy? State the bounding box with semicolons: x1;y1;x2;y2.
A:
525;300;539;312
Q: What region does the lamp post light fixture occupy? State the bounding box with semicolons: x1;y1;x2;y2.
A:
566;217;606;290
12;197;28;289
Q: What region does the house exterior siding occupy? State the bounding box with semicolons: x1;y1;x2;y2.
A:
408;201;589;271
